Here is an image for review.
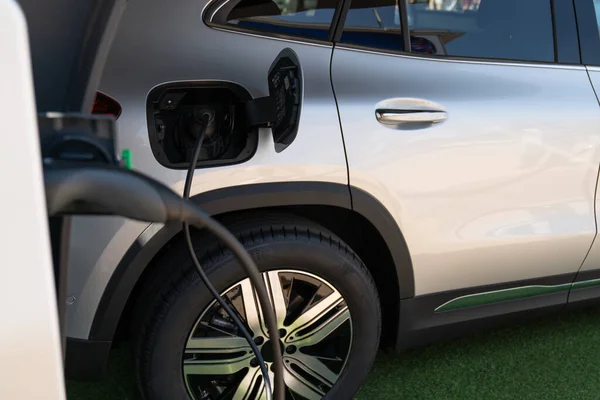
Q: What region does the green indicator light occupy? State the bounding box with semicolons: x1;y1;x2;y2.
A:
121;149;133;169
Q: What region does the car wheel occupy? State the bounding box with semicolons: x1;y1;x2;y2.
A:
134;213;381;400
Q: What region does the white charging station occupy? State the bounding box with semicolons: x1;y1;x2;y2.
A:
0;1;66;399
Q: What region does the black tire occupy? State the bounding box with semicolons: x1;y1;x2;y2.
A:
133;212;381;400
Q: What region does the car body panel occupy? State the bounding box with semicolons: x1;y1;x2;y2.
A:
573;66;600;278
65;0;346;340
332;47;600;296
66;0;600;348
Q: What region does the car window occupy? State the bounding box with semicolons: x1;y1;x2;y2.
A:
339;0;404;51
212;0;338;41
339;0;555;63
594;0;600;37
407;0;555;62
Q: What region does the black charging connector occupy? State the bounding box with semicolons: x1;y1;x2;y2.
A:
40;112;284;400
38;112;123;358
44;165;285;400
39;113;120;166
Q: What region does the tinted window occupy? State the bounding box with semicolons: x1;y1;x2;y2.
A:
407;0;555;62
212;0;338;40
339;0;555;62
340;0;404;52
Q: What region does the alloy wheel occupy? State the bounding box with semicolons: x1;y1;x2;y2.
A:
183;269;353;400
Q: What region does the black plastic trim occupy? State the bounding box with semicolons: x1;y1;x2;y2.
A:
244;96;276;127
574;0;600;65
553;0;581;64
397;273;575;349
209;23;334;46
64;337;112;381
331;0;351;42
203;0;336;46
567;268;600;306
551;0;559;63
328;0;349;42
89;182;414;343
399;0;411;53
334;42;580;67
571;268;600;282
268;48;303;147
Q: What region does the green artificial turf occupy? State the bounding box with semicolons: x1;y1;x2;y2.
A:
68;305;600;400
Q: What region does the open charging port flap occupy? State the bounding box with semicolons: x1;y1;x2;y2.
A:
146;48;302;169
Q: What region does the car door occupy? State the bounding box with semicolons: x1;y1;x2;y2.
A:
569;0;600;303
331;0;600;298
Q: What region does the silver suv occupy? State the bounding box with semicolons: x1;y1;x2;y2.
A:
65;0;600;399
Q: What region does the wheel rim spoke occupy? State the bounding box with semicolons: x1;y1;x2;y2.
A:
264;271;287;327
232;368;262;400
283;361;325;400
257;378;269;400
286;353;339;387
183;356;251;376
290;306;350;347
185;336;250;352
240;280;267;338
286;291;344;341
184;336;253;375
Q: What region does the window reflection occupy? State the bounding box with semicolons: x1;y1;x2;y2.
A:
224;0;338;40
407;0;554;62
339;0;553;63
408;0;480;12
341;0;404;51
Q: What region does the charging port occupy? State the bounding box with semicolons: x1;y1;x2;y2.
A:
146;82;258;169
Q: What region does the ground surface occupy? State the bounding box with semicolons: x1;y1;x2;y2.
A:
67;305;600;400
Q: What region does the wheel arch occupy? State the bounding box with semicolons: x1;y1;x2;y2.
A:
88;182;414;349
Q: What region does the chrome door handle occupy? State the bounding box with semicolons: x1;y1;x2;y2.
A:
375;110;448;124
375;98;448;129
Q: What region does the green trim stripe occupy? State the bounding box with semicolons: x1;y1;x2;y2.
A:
571;278;600;290
435;278;600;313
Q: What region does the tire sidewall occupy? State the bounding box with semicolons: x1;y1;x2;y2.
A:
142;238;380;400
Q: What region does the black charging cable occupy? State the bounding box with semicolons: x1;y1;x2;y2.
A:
44;164;286;400
182;113;278;399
